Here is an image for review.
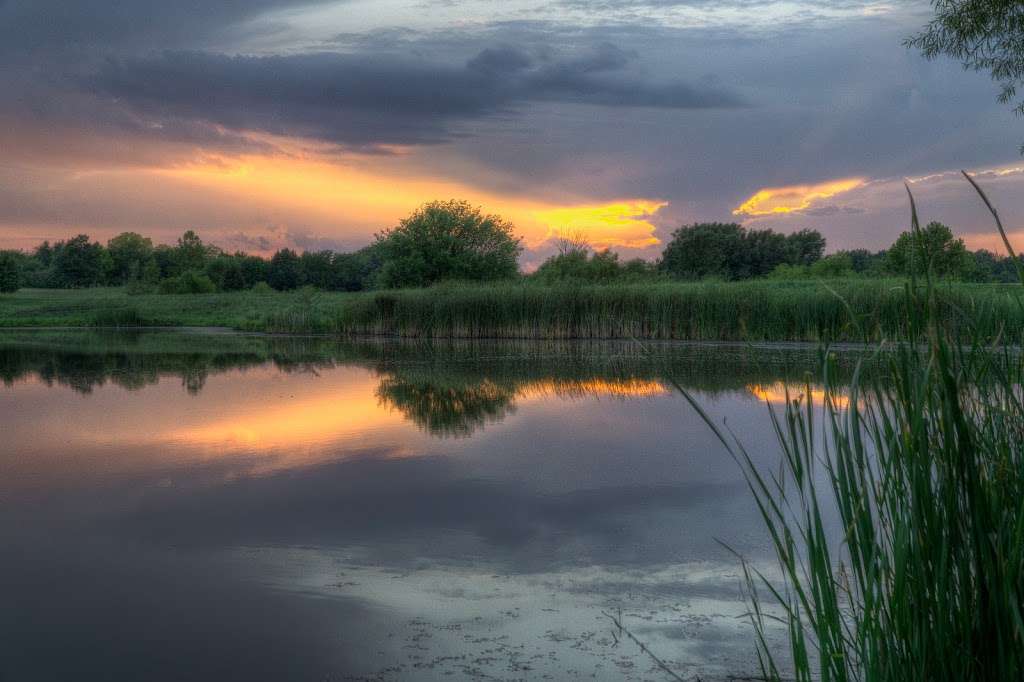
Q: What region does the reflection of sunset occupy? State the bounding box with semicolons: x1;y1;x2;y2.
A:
94;368;423;476
170;382;406;455
748;382;850;409
733;178;865;216
158;151;665;250
3;360;698;489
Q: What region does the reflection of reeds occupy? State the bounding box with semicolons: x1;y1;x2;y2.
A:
517;377;669;400
683;175;1024;680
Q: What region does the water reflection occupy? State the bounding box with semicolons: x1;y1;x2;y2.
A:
0;330;852;681
0;329;854;441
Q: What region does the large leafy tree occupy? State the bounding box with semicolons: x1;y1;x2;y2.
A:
174;230;211;274
106;232;154;284
660;222;747;280
786;229;827;266
886;221;973;278
52;235;106;288
908;1;1024;148
660;223;826;280
267;248;302;291
375;200;522;288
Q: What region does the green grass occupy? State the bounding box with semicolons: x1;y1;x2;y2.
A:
685;180;1024;681
1;279;1022;342
0;287;333;329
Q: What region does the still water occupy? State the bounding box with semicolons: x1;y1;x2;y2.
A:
0;330;840;681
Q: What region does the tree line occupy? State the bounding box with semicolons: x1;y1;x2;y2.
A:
0;199;1018;294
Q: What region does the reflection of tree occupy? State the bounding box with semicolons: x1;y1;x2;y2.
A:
375;376;517;438
1;332;874;440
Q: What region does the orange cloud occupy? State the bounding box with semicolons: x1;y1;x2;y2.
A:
533;201;666;250
155;151;665;251
733;177;865;216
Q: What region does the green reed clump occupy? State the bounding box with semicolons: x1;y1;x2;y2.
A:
329;279;1023;342
89;306;159;328
257;286;339;333
685;176;1024;681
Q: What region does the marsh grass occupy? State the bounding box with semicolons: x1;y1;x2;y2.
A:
681;175;1024;681
2;280;1022;342
328;279;1024;342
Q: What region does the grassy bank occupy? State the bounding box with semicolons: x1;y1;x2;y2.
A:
1;280;1022;342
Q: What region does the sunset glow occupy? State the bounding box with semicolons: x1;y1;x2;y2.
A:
157;152;667;251
733;178;866;217
532;201;667;250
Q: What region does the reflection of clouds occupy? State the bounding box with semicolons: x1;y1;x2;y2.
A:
0;337;804;680
237;545;778;681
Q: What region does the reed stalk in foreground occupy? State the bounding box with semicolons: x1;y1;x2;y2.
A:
678;174;1024;681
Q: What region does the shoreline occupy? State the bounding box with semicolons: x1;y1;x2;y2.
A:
2;280;1021;342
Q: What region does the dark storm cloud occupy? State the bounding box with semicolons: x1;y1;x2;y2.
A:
0;0;344;162
0;0;336;52
86;44;742;149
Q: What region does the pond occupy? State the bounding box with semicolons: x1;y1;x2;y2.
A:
0;330;847;681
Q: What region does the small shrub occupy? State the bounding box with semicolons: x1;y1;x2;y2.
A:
158;270;217;295
90;307;151;327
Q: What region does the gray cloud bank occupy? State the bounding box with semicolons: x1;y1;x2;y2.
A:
1;0;1022;252
88;44;741;149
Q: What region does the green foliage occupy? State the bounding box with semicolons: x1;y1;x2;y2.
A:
7;197;1021;299
125;258;161;295
532;246;662;284
89;307;153;328
375;199;522;288
158;270;217;295
51;235;106;288
908;1;1024;148
701;177;1024;682
786;228;827;266
2;279;1024;342
886;220;973;278
325;279;1024;342
106;232;154;285
659;222;745;279
332;245;384;291
969;249;1024;282
534;248;621;283
268;248;301;291
298;250;334;289
205;255;246;291
174;230;210;274
769;252;856;279
660;223;826;280
33;241;54;267
843;248;888;275
0;251;21;293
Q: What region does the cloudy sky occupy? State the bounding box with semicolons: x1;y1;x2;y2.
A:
1;0;1022;265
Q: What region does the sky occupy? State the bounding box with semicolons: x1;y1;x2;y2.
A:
1;0;1023;266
